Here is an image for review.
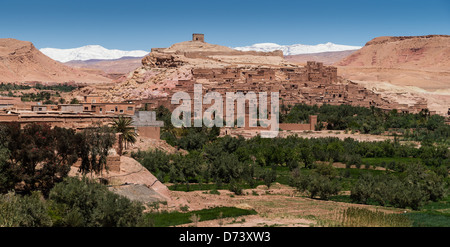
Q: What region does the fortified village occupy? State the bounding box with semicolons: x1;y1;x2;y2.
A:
0;33;437;135
104;34;431;130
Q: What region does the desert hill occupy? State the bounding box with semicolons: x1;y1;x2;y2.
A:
144;40;289;68
0;38;111;84
337;35;450;71
100;38;295;101
335;35;450;115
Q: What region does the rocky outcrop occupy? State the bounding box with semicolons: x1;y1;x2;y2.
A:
141;52;185;68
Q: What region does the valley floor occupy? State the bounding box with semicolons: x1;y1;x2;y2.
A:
162;184;406;227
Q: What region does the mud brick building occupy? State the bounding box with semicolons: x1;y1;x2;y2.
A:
116;34;435;135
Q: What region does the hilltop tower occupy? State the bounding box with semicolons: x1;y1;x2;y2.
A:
192;33;204;42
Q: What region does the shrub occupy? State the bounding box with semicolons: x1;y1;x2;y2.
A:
49;177;144;227
350;164;447;210
314;162;338;179
262;166;277;189
229;180;243;195
0;192;52;227
350;173;376;204
138;149;172;177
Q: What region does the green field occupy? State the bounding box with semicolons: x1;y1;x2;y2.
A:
405;195;450;227
144;207;257;227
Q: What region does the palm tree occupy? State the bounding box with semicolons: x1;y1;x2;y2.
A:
111;115;137;155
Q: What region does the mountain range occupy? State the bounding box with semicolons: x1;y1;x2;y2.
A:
39;45;149;63
233;42;361;56
39;42;361;63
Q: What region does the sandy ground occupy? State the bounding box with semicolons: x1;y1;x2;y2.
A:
123;136;186;155
221;129;395;142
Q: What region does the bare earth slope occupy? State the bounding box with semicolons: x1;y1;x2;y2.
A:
337;35;450;71
0;38;111;84
335;35;450;114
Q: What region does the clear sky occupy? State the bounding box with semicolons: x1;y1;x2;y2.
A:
1;0;449;50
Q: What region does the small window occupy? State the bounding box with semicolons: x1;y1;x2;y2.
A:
119;110;124;113
127;107;133;111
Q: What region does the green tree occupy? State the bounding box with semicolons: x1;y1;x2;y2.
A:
0;123;78;196
70;98;80;104
77;124;116;175
49;177;144;227
290;171;340;200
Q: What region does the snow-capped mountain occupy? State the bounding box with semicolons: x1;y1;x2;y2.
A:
39;45;149;63
233;42;361;56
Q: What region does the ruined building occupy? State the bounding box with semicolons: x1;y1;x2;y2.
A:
192;33;205;42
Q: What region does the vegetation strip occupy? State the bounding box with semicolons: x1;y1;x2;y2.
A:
144;207;257;227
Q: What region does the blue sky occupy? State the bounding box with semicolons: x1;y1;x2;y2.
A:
1;0;449;50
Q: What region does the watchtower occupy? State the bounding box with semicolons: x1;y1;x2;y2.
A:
192;33;204;42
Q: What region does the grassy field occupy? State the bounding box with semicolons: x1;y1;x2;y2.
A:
144;207;257;227
405;195;450;227
327;207;412;227
330;195;450;226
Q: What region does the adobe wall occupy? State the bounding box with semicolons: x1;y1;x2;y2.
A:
137;126;160;140
0;114;19;121
279;123;311;131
